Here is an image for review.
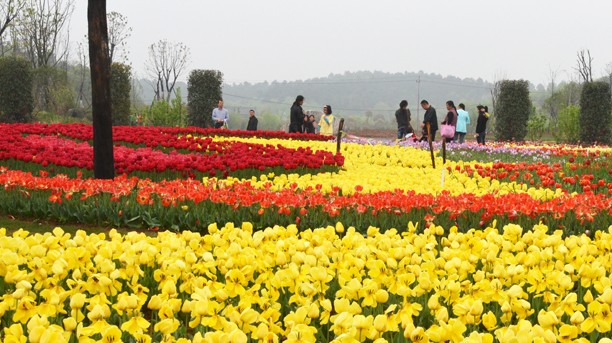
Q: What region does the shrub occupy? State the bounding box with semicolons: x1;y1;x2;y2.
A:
31;66;75;114
187;69;223;128
0;57;34;122
142;88;186;127
527;113;548;142
579;81;611;144
494;80;532;141
554;105;580;143
110;62;132;125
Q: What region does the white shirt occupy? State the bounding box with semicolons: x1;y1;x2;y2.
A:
212;107;229;123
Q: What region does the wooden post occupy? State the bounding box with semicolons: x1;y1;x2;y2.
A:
427;123;435;168
336;118;345;154
442;138;446;164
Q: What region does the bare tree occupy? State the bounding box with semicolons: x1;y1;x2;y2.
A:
490;71;506;114
107;11;131;64
88;0;114;179
0;0;26;52
130;70;144;110
145;39;190;102
16;0;74;68
605;63;612;78
575;49;593;83
548;67;558;123
0;0;23;35
75;40;90;109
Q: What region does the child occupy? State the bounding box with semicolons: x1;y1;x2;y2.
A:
304;114;316;134
319;105;335;136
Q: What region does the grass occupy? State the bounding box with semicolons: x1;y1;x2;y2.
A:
0;214;152;236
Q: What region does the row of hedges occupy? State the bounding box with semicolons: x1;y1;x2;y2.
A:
495;79;612;144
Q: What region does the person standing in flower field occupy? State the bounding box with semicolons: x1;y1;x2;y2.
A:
289;95;306;133
212;99;229;128
420;100;438;141
442;100;458;143
246;109;258;131
318;105;335;136
475;105;490;145
455;103;470;144
395;100;413;140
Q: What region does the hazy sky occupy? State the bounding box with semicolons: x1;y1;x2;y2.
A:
70;0;612;86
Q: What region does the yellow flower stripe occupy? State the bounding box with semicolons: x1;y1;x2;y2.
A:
1;223;611;341
200;136;564;200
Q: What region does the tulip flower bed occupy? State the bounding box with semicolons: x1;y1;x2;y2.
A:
0;167;611;233
0;123;611;234
2;123;612;341
8;122;335;142
1;223;612;342
0;124;344;180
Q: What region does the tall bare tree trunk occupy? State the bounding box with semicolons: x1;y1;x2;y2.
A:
88;0;114;179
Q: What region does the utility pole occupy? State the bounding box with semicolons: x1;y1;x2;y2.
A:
416;75;421;123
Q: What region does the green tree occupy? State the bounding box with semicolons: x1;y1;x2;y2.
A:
142;88;186;127
260;112;281;130
187;69;223;128
526;113;548;142
555;105;580;143
0;56;33;122
494;80;532;141
579;81;612;144
31;65;75;113
110;62;131;125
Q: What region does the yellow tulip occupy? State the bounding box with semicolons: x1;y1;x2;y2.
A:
285;324;318;343
335;222;345;233
557;324;579;343
406;326;428;343
537;309;559;330
121;315;150;336
227;327;248;343
4;323;26;342
12;296;38;323
570;311;585;325
100;326;122;343
69;292;87;309
478;311;495;333
154;318;180;335
63;317;77;332
375;289;389;304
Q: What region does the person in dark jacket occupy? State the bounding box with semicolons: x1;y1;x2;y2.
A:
304;114;316;134
395;100;412;140
420;100;438;141
246;109;258;131
289;95;306;133
475;105;490;145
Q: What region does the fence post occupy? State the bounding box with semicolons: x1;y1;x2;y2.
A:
336;118;345;154
442;139;446;164
427;123;435;168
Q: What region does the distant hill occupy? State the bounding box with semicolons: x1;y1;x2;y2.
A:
223;70;493;115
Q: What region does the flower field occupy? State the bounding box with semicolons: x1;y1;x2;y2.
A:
1;123;612;342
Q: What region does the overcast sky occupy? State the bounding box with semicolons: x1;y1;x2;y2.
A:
70;0;612;86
